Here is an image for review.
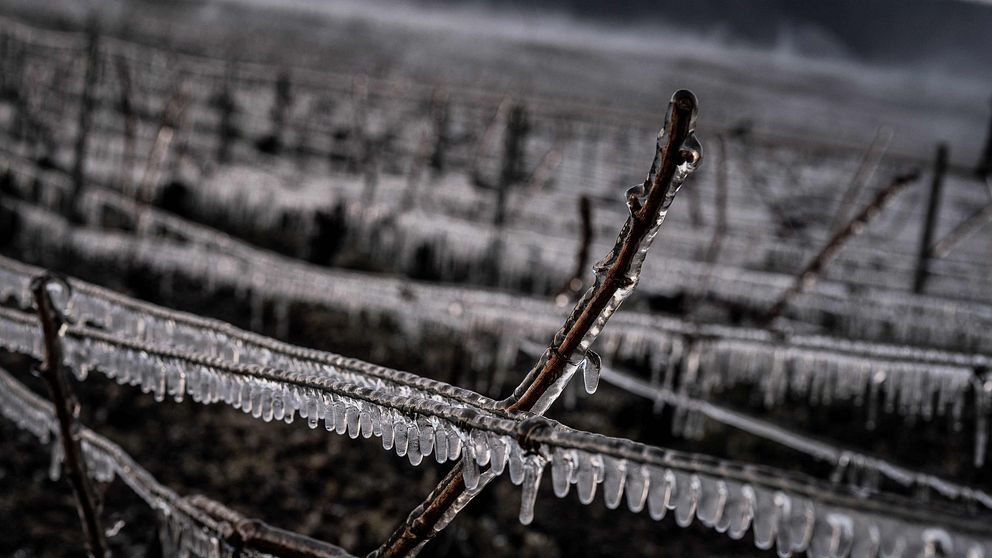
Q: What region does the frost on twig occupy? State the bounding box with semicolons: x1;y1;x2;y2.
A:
0;365;354;558
31;273;110;557
373;90;702;558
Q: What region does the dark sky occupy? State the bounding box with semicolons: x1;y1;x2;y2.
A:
418;0;992;77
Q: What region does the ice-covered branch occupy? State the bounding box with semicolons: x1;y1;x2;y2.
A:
375;89;703;558
3;205;990;448
31;274;110;557
596;359;992;511
2;287;991;558
0;366;355;558
5;149;992;353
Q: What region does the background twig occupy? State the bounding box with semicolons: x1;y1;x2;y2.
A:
760;169;921;326
555;194;593;305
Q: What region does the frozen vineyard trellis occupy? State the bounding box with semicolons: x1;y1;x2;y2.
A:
3;14;992;558
1;89;992;558
4;172;992;464
1;15;991;308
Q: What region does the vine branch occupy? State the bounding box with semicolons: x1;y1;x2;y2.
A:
187;495;353;558
555;194;593;304
759;169;921;326
31;272;110;557
373;90;701;558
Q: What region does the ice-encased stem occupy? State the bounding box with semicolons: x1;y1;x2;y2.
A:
0;364;356;558
31;274;111;558
374;90;702;558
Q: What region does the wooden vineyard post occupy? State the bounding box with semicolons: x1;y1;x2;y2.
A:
70;24;100;221
976;96;992;178
913;143;948;294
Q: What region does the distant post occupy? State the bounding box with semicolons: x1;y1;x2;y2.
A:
213;70;237;164
977;95;992;179
913;143;948;293
70;23;100;221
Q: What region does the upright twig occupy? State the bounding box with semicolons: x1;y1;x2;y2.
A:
373;90;702;558
31;273;110;557
759;169;921;326
137;84;190;207
482;103;530;282
428;88;450;175
686;133;729;317
913;144;948;293
554;194;593;305
929;201;992;259
507;142;562;219
703;133;728;265
114;57;135;195
682;166;704;228
732;132;804;239
829;127;892;232
349;74;369;175
401;125;432;209
213;66;238;164
256;71;292;155
470;97;511;187
69;24;99;221
494;104;530;227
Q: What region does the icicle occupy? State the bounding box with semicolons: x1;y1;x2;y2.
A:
346;405;361;439
306;394;320;429
809;512;854;558
489;434;508;475
625;462;649;513
462;443;481;490
407;423;423;466
381;411;395;451
583;350;602;395
418;421;434;458
752;486;779;550
369;405;383;437
675;473;700;527
49;440;64;481
576;452;603;505
551;448;574;499
772;491;793;557
360;409;374;439
728;484;756;540
602;456;625;510
448;428;462;461
393;417;409;457
975;376;992;468
434;424;448;463
471;429;491;467
508;440;526;485
647;467;676;521
333;400;348;436
697;479;728;528
518;456;546;525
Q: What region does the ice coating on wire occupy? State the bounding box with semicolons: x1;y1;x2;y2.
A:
3;359;991;558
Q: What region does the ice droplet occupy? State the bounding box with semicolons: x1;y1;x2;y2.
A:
583;350;602;395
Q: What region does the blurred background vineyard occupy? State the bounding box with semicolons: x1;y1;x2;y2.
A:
1;1;991;556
